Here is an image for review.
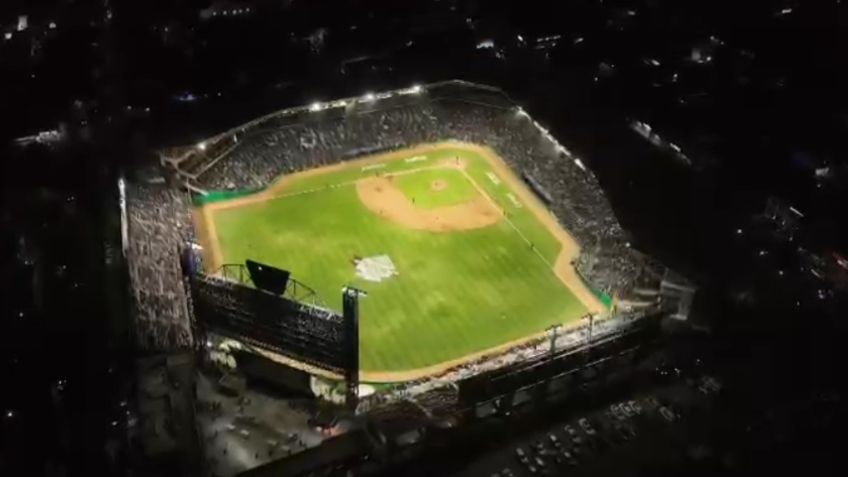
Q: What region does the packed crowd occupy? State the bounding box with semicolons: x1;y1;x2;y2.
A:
187;105;441;190
126;182;195;351
574;242;655;298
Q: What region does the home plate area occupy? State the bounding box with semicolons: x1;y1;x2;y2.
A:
354;255;399;283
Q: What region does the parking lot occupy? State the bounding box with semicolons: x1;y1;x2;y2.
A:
195;372;326;477
451;374;723;477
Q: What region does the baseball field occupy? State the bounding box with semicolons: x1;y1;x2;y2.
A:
194;142;606;382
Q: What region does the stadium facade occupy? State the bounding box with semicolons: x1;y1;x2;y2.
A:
120;81;694;420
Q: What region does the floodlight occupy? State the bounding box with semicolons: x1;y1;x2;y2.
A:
573;158;587;171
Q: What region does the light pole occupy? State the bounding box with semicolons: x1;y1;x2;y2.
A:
546;324;562;357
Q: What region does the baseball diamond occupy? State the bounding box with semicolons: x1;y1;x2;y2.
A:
193;142;607;382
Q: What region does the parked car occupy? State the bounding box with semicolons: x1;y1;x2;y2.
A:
659;406;678;422
516;447;529;464
548;433;561;447
610;403;627;420
563;424;582;444
698;376;722;394
532;440;545;453
578;417;597;435
628;400;643;415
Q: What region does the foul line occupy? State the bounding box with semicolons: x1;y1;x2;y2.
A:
455;168;556;273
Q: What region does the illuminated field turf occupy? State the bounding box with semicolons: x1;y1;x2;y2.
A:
195;144;595;380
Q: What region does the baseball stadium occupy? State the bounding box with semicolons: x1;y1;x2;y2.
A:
122;81;690;416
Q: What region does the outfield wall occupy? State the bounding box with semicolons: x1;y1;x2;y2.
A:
575;268;614;309
193;188;259;206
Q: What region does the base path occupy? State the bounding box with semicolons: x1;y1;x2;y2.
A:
356;176;501;232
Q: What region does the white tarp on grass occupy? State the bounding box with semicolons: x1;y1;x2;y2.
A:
355;255;398;282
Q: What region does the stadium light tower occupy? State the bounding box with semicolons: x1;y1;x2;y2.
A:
309;102;322;112
342;286;366;412
546;324;563;357
197;141;207;151
410;84;422;94
362;92;375;102
573;158;587;171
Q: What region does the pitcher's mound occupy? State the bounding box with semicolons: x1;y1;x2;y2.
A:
431;179;447;192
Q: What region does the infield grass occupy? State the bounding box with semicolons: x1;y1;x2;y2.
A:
392;168;477;208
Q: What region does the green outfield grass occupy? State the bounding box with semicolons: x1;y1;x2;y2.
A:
203;145;588;375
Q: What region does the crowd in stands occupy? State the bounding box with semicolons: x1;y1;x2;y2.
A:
574;242;655;297
126;182;195;351
188;105;441;190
